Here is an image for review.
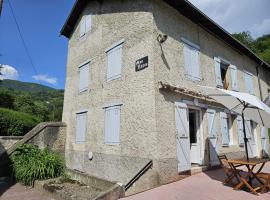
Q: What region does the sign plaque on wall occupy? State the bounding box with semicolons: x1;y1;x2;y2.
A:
135;56;148;72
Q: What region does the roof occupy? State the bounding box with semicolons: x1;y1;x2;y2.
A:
60;0;270;70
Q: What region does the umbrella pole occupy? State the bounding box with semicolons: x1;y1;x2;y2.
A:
241;112;249;161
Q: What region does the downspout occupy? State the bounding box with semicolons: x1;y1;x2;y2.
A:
256;63;264;101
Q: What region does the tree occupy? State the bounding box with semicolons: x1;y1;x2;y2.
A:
232;31;255;51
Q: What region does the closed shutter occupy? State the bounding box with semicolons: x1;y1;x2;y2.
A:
107;44;122;81
245;72;254;94
237;116;244;145
214;57;222;87
261;127;269;156
80;16;86;37
175;102;191;172
220;112;230;146
104;106;121;144
85;15;92;33
184;44;200;81
79;63;89;92
76;112;87;143
230;65;238;91
245;119;252;139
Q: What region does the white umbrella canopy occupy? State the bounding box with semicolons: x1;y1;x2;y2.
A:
199;86;270;128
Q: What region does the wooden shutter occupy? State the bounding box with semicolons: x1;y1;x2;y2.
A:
107;44;122;81
184;44;200;81
76;112;87;143
79;63;89;92
104;106;120;144
214;57;223;87
245;119;252;139
85;15;92;33
80;16;86;37
230;65;238;91
245;72;254;94
220;112;230;146
237;116;244;145
261;127;269;156
207;109;217;138
175;102;191;172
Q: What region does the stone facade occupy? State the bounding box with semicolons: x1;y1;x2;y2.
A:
62;0;270;194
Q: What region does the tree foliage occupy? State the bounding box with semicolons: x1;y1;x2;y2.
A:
232;31;270;65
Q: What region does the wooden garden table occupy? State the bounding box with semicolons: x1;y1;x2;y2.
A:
228;158;270;195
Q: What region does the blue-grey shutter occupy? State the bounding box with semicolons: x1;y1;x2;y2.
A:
76;112;87;143
184;44;192;79
107;44;122;81
79;63;89;92
184;44;200;81
80;16;86;37
220;112;230;146
237;116;244;145
214;57;222;87
245;119;252;139
192;48;200;81
230;65;238;91
85;15;92;33
104;106;120;144
245;72;254;94
175;102;191;172
261;127;269;156
207;109;219;166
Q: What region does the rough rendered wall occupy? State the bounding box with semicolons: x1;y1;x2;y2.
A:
62;0;159;191
152;0;270;183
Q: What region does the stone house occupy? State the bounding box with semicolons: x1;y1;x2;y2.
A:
61;0;270;194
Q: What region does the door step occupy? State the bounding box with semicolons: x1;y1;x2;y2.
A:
190;165;208;175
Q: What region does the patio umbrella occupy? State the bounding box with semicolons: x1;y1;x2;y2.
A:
199;86;270;160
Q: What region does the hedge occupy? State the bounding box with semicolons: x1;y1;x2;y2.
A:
0;108;40;136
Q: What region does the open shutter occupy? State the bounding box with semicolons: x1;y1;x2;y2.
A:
104;106;120;144
192;49;200;81
80;16;86;37
236;116;244;145
76;112;87;143
245;120;252;139
214;57;222;87
85;15;92;33
175;102;191;172
245;72;254;94
220;112;230;146
261;127;269;156
207;109;219;166
79;64;89;92
230;65;238;91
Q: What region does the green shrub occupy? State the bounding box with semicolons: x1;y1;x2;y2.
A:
11;144;65;185
0;108;40;136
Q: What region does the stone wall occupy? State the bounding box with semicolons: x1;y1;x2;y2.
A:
0;136;23;155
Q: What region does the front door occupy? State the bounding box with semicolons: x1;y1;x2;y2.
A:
189;109;201;164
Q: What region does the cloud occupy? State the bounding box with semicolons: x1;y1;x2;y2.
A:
189;0;270;38
0;64;19;80
32;74;58;85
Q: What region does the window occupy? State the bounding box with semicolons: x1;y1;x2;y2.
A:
104;105;121;144
79;62;89;92
244;71;254;94
106;41;123;81
80;14;92;37
76;111;87;143
214;57;230;89
182;39;200;81
220;112;232;146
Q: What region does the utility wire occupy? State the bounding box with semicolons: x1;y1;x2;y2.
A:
6;0;41;83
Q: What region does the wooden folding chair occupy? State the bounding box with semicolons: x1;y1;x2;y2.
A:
257;173;270;193
218;154;241;185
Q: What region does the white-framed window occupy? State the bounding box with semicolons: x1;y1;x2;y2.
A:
220;112;232;146
106;40;124;81
182;38;201;81
75;111;87;144
80;14;92;37
104;105;121;145
214;57;231;89
244;71;254;94
78;62;89;93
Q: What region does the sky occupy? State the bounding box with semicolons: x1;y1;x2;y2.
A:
0;0;269;89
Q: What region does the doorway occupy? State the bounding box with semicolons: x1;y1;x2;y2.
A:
189;109;201;164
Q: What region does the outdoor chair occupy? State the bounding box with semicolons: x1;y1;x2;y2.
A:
257;173;270;193
218;154;242;185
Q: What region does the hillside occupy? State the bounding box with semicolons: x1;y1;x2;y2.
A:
0;79;61;93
